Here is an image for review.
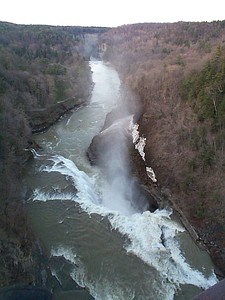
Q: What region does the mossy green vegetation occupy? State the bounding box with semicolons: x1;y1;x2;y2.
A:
182;45;225;130
180;46;225;173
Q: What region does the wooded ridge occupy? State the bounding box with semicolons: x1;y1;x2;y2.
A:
101;21;225;275
1;20;225;287
0;21;108;286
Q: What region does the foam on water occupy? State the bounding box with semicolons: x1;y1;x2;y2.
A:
32;188;77;202
70;271;136;300
109;211;217;290
31;152;217;298
50;246;86;289
50;268;63;287
51;246;78;265
43;154;100;206
27;60;218;299
51;246;166;300
32;153;114;215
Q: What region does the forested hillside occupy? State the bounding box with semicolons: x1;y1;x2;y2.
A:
101;21;225;274
2;19;225;287
0;21;107;286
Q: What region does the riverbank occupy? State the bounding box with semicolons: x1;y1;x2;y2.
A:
0;90;93;289
26;97;89;134
130;116;225;279
100;21;225;281
86;106;224;279
88;102;225;280
18;59;221;299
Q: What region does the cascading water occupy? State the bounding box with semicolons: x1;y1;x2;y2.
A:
23;60;217;300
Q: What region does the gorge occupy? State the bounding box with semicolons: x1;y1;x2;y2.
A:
1;20;225;299
22;60;217;299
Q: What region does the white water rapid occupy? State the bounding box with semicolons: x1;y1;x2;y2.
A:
23;60;217;300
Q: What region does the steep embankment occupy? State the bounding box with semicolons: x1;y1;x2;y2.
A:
0;22;106;287
27;97;88;133
101;21;225;275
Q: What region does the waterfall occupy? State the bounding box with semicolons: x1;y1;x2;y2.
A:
25;61;217;300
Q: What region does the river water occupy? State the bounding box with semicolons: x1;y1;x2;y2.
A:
23;60;217;300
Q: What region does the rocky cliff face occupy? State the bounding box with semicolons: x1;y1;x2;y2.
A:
100;21;225;276
136;110;225;277
87;107;159;213
27;98;87;133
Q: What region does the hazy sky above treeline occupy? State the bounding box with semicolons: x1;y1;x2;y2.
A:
0;0;224;27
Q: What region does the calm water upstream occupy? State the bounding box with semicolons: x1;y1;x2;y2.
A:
23;60;217;300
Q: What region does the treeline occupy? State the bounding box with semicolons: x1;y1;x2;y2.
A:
0;21;106;286
0;22;102;110
101;21;225;272
102;21;225;81
182;45;225;129
180;45;225;173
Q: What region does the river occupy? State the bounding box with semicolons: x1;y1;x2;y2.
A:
23;60;217;300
